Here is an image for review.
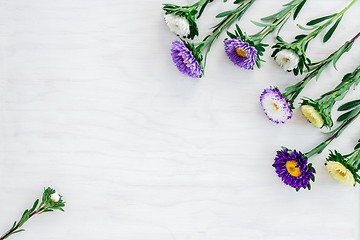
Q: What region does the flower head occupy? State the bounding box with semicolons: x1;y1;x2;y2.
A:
326;161;355;186
42;187;65;210
273;148;315;190
171;40;203;78
260;87;292;124
301;105;324;128
164;14;190;37
50;192;60;202
325;150;360;186
224;37;257;70
275;49;300;71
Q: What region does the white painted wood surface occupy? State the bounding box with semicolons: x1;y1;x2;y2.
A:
0;0;359;239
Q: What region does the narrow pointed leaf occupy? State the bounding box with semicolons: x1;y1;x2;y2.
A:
338;99;360;111
250;20;274;27
293;0;307;20
306;13;336;26
216;9;239;18
323;16;342;43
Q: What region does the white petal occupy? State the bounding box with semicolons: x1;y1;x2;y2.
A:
50;192;60;202
326;161;355;186
164;14;190;37
275;49;300;71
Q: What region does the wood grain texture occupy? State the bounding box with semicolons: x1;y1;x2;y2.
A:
0;0;359;239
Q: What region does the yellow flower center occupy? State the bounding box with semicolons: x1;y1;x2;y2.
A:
283;57;290;63
335;169;347;177
236;48;247;58
286;160;301;177
273;103;279;110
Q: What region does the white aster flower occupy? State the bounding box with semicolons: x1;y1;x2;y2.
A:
164;14;190;37
50;192;60;202
325;161;355;186
260;87;293;124
275;49;300;71
301;105;324;128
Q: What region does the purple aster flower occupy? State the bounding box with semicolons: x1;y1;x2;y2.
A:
273;148;315;190
260;87;292;124
224;37;257;70
171;40;203;78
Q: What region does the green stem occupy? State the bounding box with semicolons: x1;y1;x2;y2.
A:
298;0;357;46
305;110;360;158
318;65;360;102
198;0;256;66
0;207;46;240
253;3;298;41
201;0;256;49
191;0;210;8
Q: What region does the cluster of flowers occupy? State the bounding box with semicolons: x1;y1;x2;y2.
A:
163;0;360;191
274;99;360;191
163;0;357;78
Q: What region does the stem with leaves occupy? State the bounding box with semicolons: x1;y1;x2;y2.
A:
305;102;360;158
298;0;357;44
283;32;360;105
0;188;65;240
250;0;307;42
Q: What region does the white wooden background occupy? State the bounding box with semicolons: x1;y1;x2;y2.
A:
0;0;359;239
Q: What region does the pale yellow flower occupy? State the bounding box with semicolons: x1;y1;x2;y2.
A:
326;161;355;186
301;105;324;128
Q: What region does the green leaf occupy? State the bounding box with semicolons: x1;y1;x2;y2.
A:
293;0;307;20
11;229;25;234
250;20;274;27
197;1;208;19
355;143;360;150
261;12;280;21
236;24;242;37
234;0;246;3
295;34;307;40
306;13;336;26
276;35;284;42
338;99;360;111
30;199;39;212
297;24;317;31
323;15;342;43
227;31;236;39
216;8;239;18
337;108;360;122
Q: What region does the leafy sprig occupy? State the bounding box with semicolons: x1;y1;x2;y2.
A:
0;187;65;240
300;65;360;129
282;32;360;108
272;0;357;75
250;0;307;40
